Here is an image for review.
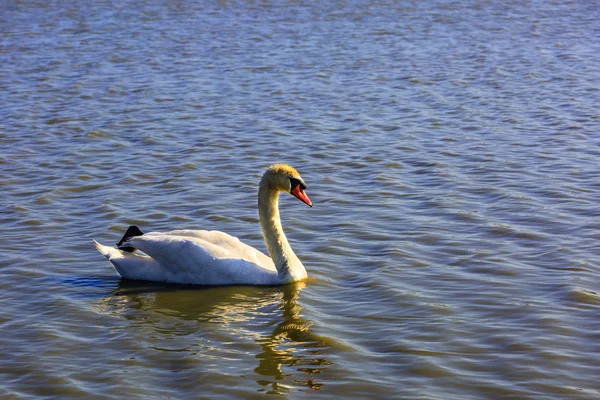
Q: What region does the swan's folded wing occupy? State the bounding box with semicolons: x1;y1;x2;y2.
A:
156;229;274;269
126;233;276;285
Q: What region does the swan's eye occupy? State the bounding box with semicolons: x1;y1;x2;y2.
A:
289;177;306;192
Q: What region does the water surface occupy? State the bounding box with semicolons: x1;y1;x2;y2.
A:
1;0;600;398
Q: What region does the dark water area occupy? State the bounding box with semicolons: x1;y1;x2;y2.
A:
1;0;599;398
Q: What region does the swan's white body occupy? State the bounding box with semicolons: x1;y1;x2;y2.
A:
95;164;312;286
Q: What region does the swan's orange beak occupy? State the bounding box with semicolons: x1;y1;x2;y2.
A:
291;185;312;207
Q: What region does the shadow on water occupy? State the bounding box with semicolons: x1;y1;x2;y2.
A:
98;279;333;394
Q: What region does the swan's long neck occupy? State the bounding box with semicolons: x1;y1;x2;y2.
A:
258;181;307;282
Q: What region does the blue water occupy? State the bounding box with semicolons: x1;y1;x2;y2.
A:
1;1;599;398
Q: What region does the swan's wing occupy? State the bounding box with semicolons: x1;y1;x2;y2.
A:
157;229;274;268
126;233;277;285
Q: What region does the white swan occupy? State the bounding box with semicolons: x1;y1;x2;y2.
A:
94;164;313;285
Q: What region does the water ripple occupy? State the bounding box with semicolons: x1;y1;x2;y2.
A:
1;0;600;398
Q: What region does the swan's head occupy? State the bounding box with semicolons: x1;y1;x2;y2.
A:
262;164;312;207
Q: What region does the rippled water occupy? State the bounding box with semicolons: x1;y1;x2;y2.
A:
2;0;600;398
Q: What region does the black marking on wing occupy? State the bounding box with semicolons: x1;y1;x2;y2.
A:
117;225;144;252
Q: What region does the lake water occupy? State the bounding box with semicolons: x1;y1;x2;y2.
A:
2;0;599;398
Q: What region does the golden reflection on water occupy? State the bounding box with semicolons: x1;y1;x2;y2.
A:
94;280;331;394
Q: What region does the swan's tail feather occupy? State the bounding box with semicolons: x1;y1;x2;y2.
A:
95;239;162;281
94;240;122;260
116;225;144;252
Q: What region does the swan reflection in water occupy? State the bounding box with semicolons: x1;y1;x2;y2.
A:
96;280;332;394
